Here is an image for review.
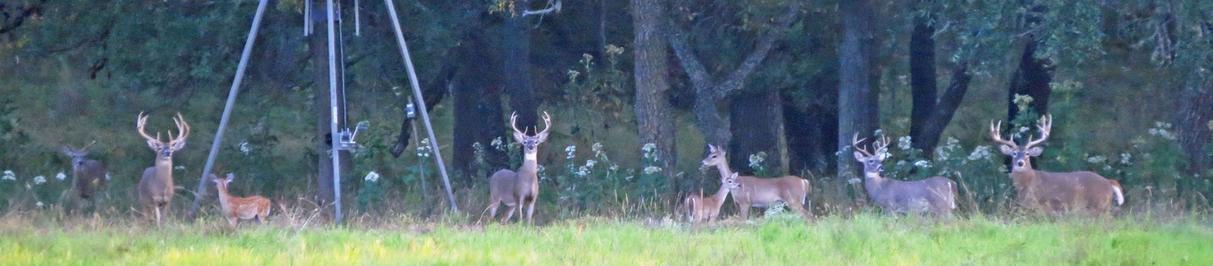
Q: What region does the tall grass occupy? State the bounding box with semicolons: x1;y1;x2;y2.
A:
0;211;1209;265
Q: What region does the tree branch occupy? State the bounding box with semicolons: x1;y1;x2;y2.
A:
522;0;561;17
667;24;714;93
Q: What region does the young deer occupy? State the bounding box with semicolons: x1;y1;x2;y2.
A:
701;144;812;220
852;134;957;217
991;115;1124;214
211;173;272;227
685;172;740;223
482;111;550;224
61;140;107;202
135;112;189;225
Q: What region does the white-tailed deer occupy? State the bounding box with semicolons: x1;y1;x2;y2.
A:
852;134;957;217
135;112;189;225
61;140;107;202
685;172;740;223
482;111;550;224
990;115;1124;214
211;173;272;227
701;144;811;220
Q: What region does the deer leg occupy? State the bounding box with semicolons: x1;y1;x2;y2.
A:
737;202;750;220
154;206;162;226
502;205;517;223
525;197;537;225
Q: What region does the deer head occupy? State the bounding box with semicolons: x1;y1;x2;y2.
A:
990;115;1052;172
61;140;97;169
851;133;891;176
701;144;727;168
511;111;551;156
136;112;190;163
723;172;741;190
210;173;234;193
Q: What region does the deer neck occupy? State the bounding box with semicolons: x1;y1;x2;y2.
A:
710;182;730;206
155;158;174;181
864;172;886;193
1010;168;1040;193
215;184;232;209
714;163;735;180
518;153;539;181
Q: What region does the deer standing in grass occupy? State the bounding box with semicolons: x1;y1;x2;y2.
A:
685;172;740;223
990;115;1124;214
852;134;957;217
135;112;189;225
211;173;272;227
482;111;550;224
61;140;107;206
701;144;812;220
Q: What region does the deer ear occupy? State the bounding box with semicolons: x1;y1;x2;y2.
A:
512;131;527;143
708;144;717;152
62;146;74;155
853;151;866;161
534;131;549;143
999;145;1016;156
1027;147;1043;157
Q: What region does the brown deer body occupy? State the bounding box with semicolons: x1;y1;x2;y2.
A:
61;141;107;201
212;173;272;227
482;112;551;224
701;145;811;220
991;115;1124;214
685;173;740;223
136;112;189;225
852;134;956;217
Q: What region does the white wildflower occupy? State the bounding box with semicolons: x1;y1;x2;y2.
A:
1120;153;1132;165
608;164;619;172
33;175;46;185
105;173;112;181
585;159;598;168
643;166;662;175
748;152;767;170
897;136;912;151
1087;155;1107;164
847;178;862;185
36;201;44;208
239;141;252;155
490;137;505;151
2;170;16;181
968;145;992;161
55;172;67;181
565;145;577;159
592;142;604;158
174;165;186;171
364;171;380;182
417;138;432;158
575;166;590;177
641;143;657;159
914;160;932;168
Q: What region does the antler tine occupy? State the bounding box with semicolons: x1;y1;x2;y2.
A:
81;140;97;150
876;134;891;153
536;111;552;135
851;133;872;156
170;112;189;144
1025;114;1052;148
136;112;161;144
509;112;523;135
989;120;1017;147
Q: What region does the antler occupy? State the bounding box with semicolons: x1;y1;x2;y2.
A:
136;112;163;145
535;111;552;136
168;112;190;147
510;112;524;135
1025;114;1052;148
873;134;891;155
851;133;872;156
989;120;1018;148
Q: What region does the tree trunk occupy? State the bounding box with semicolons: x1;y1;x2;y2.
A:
909;11;937;148
503;5;537;130
785;69;839;174
452;24;508;187
1176;80;1213;194
729;89;784;175
631;0;678;178
917;66;971;154
1006;40;1052;123
837;0;878;196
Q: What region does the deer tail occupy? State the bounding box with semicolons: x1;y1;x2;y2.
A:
1109;179;1124;206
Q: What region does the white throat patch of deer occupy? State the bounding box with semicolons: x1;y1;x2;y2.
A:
135;112;189;225
990;115;1124;214
212;173;272;227
700;144;812;220
482;111;551;224
852;134;957;217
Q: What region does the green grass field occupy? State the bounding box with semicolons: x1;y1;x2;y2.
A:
0;213;1210;265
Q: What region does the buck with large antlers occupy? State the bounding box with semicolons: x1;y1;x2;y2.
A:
211;173;272;227
990;115;1124;214
135;112;190;225
701;144;812;220
61;140;107;207
684;172;740;223
482;111;551;224
852;134;957;217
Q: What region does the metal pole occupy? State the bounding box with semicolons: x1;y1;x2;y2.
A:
383;0;459;212
325;0;345;223
189;0;269;219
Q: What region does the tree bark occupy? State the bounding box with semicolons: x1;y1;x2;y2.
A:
503;3;538;130
785;68;839;173
917;66;971;153
452;23;508;187
729;89;785;175
837;0;878;195
1006;40;1053;123
909;11;937;147
1176;80;1213;190
631;0;678;178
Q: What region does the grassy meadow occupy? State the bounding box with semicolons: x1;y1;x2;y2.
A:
0;212;1209;265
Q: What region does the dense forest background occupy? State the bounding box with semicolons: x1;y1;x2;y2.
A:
0;0;1210;220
